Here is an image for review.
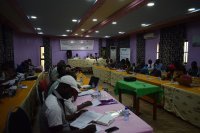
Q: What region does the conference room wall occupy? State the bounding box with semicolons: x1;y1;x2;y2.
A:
50;39;67;66
13;33;42;67
50;39;99;66
145;31;160;64
71;39;99;59
186;21;200;69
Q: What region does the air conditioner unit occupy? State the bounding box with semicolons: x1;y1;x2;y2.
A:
144;33;155;39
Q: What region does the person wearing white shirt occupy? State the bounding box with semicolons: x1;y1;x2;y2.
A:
40;75;96;133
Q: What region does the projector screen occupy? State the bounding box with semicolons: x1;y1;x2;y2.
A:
60;39;94;50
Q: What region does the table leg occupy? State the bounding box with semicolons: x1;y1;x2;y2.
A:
153;94;157;120
119;89;122;103
135;96;140;116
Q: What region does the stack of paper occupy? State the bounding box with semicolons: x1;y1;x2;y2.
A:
70;111;103;129
70;110;115;129
78;89;95;96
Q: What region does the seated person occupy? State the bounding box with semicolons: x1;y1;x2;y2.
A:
134;62;145;73
0;62;16;82
89;54;94;59
51;60;66;82
154;59;163;71
140;64;149;75
188;61;199;77
40;76;96;133
173;62;186;81
74;53;80;59
147;59;154;71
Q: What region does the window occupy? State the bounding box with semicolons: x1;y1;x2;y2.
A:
40;46;45;70
183;41;189;64
156;43;159;59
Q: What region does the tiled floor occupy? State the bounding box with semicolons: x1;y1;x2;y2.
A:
32;74;200;133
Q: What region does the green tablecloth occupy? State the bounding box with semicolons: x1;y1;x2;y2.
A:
115;80;161;97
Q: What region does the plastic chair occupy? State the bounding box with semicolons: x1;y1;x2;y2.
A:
6;107;32;133
37;79;48;105
89;76;99;88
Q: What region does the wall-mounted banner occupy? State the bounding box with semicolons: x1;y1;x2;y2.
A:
60;39;94;50
120;48;130;61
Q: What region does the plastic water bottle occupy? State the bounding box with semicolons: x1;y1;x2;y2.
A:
80;77;83;85
124;106;129;121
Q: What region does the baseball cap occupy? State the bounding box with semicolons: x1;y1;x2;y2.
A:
58;75;80;92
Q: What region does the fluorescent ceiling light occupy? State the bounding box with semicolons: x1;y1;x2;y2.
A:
141;23;150;27
75;33;78;36
147;2;155;7
72;19;78;22
118;31;125;34
95;31;99;33
92;18;97;22
62;34;67;36
112;21;117;25
188;8;195;12
38;32;43;34
70;41;74;43
81;29;85;31
105;36;110;38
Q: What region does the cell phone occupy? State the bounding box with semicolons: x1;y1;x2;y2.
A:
105;126;119;133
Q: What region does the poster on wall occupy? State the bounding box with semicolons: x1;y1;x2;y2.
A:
60;39;94;50
120;48;130;61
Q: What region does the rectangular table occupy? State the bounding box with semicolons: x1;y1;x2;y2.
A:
74;91;153;133
0;72;44;132
115;80;161;120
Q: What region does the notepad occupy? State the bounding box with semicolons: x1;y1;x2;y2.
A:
95;114;115;126
78;89;95;96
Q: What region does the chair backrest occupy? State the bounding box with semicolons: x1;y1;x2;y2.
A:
37;79;48;105
89;76;99;87
6;107;32;133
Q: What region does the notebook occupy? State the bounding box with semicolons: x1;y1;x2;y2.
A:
95;114;115;126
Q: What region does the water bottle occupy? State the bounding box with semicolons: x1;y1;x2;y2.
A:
124;106;129;121
80;77;83;85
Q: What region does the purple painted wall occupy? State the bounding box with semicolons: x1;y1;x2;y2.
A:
130;34;137;63
51;39;67;66
145;31;160;64
71;39;99;58
50;39;99;65
13;33;42;67
186;21;200;69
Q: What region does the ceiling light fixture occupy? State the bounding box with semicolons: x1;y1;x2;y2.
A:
62;34;67;36
188;8;195;12
85;35;90;37
118;31;125;34
81;29;85;31
35;28;41;30
95;31;99;33
141;23;150;27
75;33;78;36
92;18;97;22
112;21;117;25
70;41;74;43
147;2;155;7
66;29;72;32
28;16;37;19
105;36;110;38
72;19;78;22
38;32;43;34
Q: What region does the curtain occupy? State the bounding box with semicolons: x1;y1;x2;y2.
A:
0;25;14;67
159;25;185;66
136;34;145;64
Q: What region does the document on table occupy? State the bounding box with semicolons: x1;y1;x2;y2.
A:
78;89;95;96
70;111;103;129
92;99;101;106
